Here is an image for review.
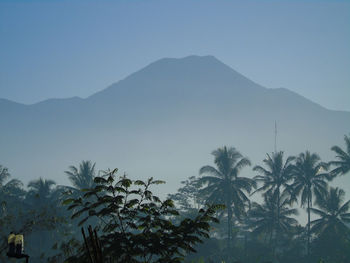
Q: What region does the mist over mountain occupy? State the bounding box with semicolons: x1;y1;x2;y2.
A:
1;55;349;202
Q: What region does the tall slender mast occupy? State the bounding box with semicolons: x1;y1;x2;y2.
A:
274;121;277;153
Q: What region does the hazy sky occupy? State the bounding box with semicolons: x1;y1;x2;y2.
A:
1;0;349;111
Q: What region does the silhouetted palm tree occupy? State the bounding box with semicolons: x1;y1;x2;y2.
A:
291;151;329;256
199;146;256;249
65;160;96;190
329;134;350;177
253;151;295;252
249;193;298;246
0;165;23;191
253;151;295;197
26;178;59;256
27;177;56;207
0;165;25;219
0;165;10;185
310;187;350;236
0;165;24;201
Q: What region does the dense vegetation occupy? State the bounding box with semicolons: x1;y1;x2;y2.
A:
1;134;350;263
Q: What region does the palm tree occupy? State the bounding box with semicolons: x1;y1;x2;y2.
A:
253;151;295;198
329;134;350;177
311;187;350;262
63;161;99;234
27;177;56;207
291;151;329;257
310;187;350;236
0;165;23;192
0;165;24;203
26;178;57;256
65;160;96;190
0;165;25;221
0;165;10;185
253;151;295;252
199;146;256;249
249;193;299;246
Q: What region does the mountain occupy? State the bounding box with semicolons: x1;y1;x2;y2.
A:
1;55;349;198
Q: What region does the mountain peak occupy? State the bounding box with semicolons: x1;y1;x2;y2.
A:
146;55;228;71
90;55;265;100
157;55;219;63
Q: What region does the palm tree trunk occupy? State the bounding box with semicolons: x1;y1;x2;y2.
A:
273;186;280;260
269;229;274;258
227;205;232;250
244;232;247;260
307;193;311;257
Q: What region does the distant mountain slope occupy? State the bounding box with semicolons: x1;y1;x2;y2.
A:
1;55;349;198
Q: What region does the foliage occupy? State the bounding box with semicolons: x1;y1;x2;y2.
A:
252;151;295;257
168;176;205;218
249;192;299;239
292;151;330;208
65;169;222;263
309;189;350;263
0;165;25;203
291;151;330;256
311;227;350;263
310;187;350;236
65;160;97;191
329;134;350;177
26;177;57;205
198;146;255;250
253;151;295;200
2;133;350;263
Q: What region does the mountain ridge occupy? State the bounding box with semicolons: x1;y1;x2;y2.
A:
1;55;349;197
1;56;348;114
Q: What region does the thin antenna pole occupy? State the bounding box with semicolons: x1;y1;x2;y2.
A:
274;121;277;153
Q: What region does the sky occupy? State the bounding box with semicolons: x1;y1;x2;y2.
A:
0;0;349;111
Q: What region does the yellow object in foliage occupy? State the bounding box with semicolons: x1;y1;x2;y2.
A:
15;234;24;254
8;233;15;244
15;234;23;245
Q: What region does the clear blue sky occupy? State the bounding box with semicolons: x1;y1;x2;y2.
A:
1;0;349;111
